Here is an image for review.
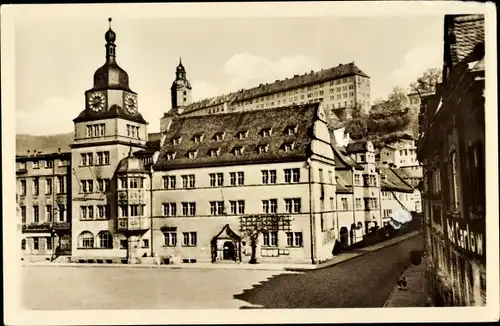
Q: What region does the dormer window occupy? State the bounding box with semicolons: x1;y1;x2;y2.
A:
233;146;244;156
166;152;177;160
214;132;225;141
261;128;273;137
284;141;295;152
193;134;204;143
285;125;298;136
209;148;220;157
172;137;182;145
237;131;248;140
258;144;269;154
187;150;198;159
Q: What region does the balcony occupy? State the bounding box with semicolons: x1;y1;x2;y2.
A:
16;168;28;175
22;223;51;233
117;217;150;232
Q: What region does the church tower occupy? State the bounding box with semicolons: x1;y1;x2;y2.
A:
170;58;192;114
70;18;150;262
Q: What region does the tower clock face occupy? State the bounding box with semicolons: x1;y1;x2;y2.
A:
88;92;106;113
124;94;138;114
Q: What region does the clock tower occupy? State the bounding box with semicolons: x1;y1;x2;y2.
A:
70;18;150;261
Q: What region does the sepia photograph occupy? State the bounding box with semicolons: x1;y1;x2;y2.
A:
1;1;498;325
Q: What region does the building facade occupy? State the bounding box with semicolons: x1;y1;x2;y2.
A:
160;61;371;130
417;14;485;306
16;18;425;266
16;152;72;262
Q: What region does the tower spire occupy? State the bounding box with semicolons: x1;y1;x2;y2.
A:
105;17;117;61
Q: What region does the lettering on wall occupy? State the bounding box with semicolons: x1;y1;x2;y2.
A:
446;218;484;256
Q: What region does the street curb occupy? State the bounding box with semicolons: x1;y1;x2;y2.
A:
285;231;422;272
24;231;421;272
382;263;412;307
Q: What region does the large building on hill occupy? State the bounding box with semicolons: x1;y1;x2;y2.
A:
417;14;485;306
160;60;371;132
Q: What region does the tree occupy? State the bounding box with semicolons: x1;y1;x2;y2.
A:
409;68;442;95
239;214;292;264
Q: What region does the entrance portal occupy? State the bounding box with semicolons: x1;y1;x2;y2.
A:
340;227;349;248
211;224;241;263
222;241;236;261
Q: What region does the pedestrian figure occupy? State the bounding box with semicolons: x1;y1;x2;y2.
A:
401;277;407;291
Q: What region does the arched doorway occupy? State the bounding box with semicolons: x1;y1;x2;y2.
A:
211;224;241;263
223;241;236;261
339;227;349;248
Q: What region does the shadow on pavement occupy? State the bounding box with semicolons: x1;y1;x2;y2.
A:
234;235;423;309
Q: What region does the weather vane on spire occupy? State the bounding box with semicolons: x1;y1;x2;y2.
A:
108;17;112;28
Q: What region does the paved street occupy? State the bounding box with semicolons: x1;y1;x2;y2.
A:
22;235;422;309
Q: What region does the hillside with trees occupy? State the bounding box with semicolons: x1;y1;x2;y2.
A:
343;68;442;149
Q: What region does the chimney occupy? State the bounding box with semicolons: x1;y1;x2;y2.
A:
58;148;61;153
27;150;30;156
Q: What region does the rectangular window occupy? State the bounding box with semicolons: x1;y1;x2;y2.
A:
97;179;110;192
355;198;362;209
285;198;301;213
209;173;223;187
319;168;324;183
129;205;141;217
263;231;278;247
86;125;93;138
163;176;176;189
45;178;52;195
33;237;39;250
57;176;66;194
286;232;303;247
45;160;53;168
45;205;52;222
210;201;224;216
450;152;460;211
182;175;195;188
96;152;103;165
341;198;348;210
164;232;177;247
163;203;177;217
96;205;108;219
284;168;300;183
33;178;39;196
354;175;360;185
119;177;127;189
33;161;39;169
230;172;244;186
229;200;245;214
328;171;333;184
58;204;65;222
182;202;196;216
20;180;26;196
182;232;197;247
21;206;26;223
129;178;139;189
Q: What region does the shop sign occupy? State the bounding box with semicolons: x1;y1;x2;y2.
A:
446;217;484;257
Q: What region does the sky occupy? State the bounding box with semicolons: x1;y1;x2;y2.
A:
12;4;446;135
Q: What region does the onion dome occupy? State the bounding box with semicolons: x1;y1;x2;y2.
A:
91;18;133;92
171;57;192;90
116;152;147;173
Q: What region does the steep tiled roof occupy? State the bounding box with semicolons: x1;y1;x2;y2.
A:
154;103;320;170
447;14;485;66
394;167;423;179
379;166;414;193
184;62;369;114
346;140;369;154
336;170;352;187
16;131;161;156
335;174;353;194
332;146;362;170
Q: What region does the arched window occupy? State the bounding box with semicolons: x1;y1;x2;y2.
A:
97;231;113;249
78;231;94;248
21;239;26;250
